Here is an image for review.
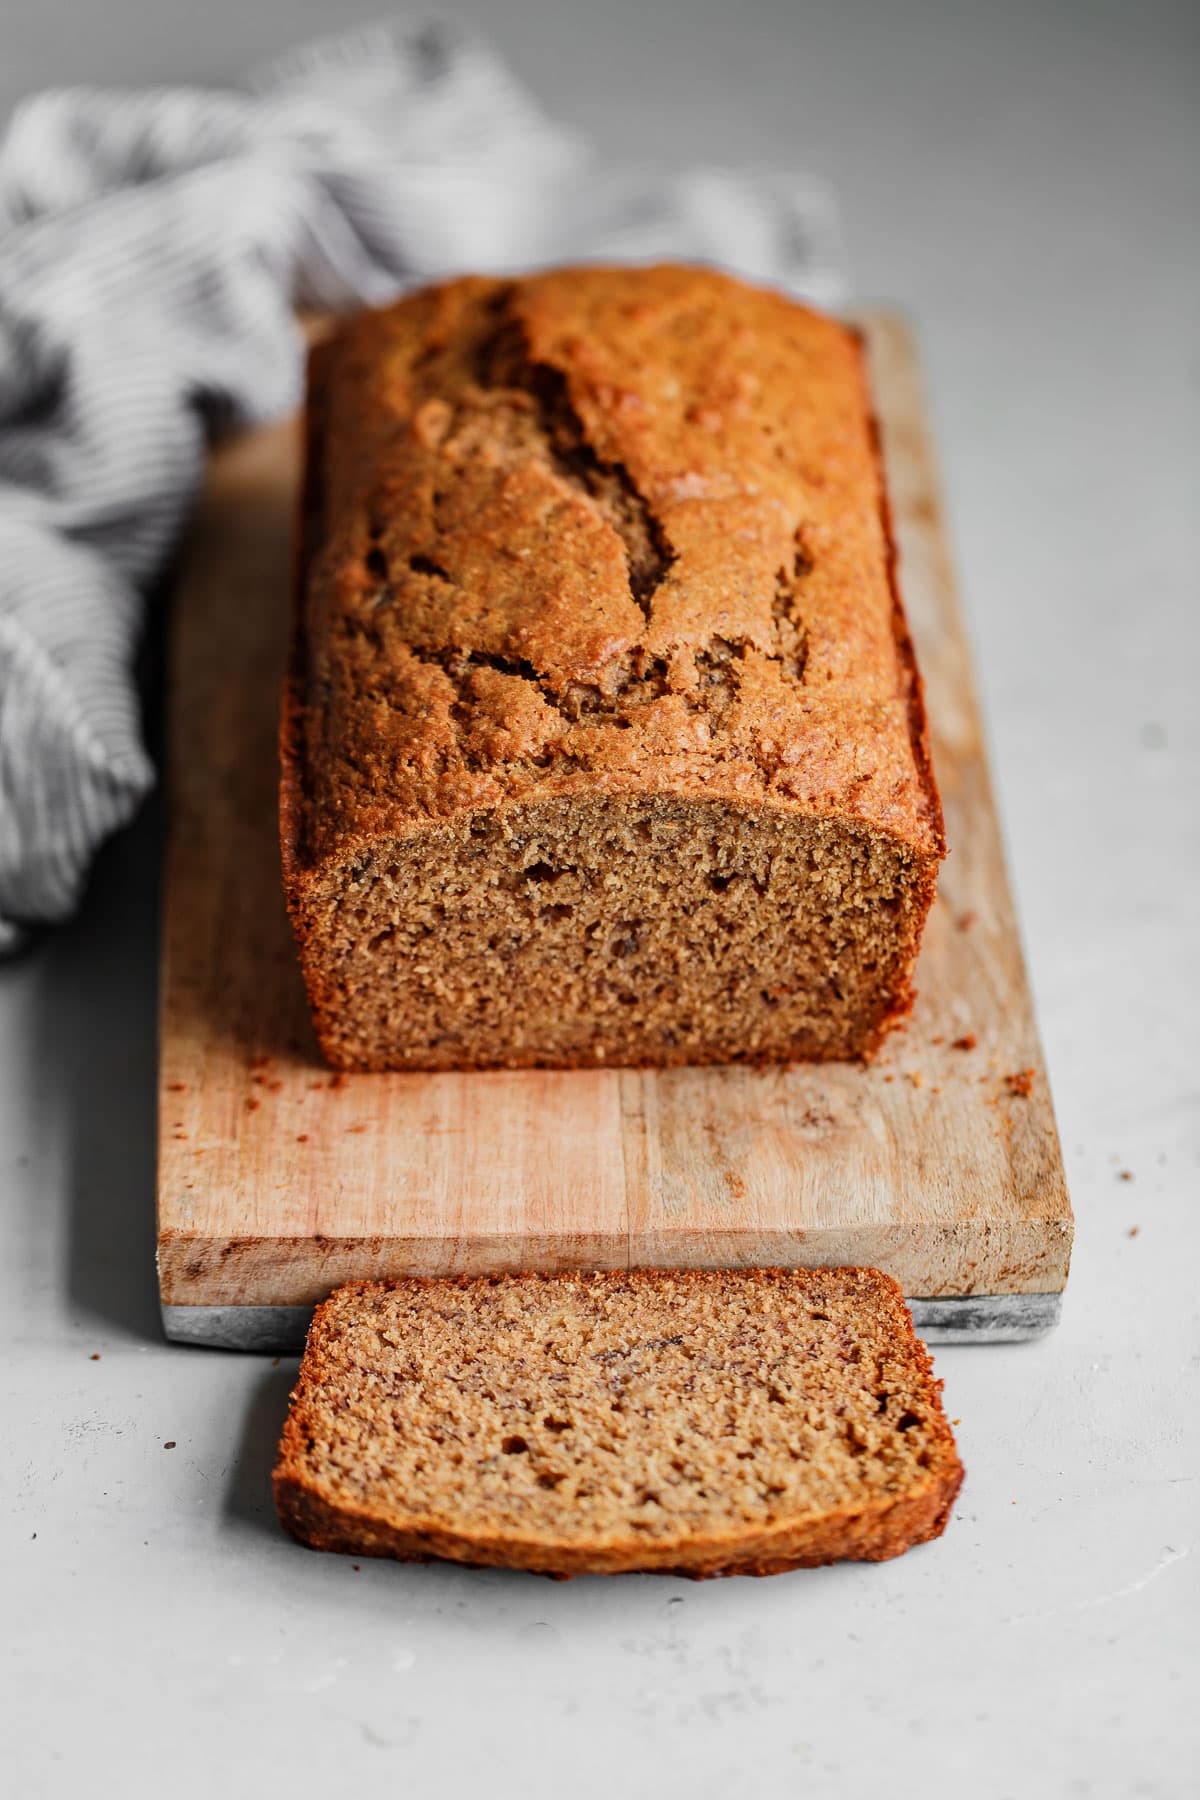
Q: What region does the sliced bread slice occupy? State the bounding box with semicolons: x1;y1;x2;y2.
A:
274;1268;963;1578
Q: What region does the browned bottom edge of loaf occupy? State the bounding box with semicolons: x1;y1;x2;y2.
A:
273;1472;961;1580
309;997;915;1077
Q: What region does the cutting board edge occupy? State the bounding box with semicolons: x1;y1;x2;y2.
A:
160;1291;1066;1353
157;1214;1073;1308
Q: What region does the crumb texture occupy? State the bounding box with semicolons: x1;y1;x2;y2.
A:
274;1268;963;1576
284;266;944;1070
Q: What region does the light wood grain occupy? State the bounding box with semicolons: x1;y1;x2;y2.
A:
157;315;1073;1312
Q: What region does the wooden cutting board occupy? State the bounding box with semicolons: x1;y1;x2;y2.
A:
157;314;1073;1351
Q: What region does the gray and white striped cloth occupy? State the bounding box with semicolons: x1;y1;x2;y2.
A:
0;17;846;954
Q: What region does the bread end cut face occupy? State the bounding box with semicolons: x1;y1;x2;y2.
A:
285;795;939;1072
273;1267;963;1577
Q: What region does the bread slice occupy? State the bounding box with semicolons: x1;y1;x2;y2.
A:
274;1269;962;1577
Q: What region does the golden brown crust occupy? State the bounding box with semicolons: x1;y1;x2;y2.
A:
273;1475;959;1578
273;1268;963;1578
281;268;945;1071
286;268;944;860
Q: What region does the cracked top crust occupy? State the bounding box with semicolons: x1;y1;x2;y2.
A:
290;265;944;870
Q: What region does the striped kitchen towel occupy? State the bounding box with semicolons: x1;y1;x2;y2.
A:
0;17;846;953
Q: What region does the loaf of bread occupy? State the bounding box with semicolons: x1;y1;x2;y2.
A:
282;266;944;1070
274;1268;963;1577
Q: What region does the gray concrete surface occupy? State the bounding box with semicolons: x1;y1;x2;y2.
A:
3;3;1198;1795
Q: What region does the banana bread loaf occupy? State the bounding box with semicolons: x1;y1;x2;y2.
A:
282;265;944;1070
274;1268;963;1577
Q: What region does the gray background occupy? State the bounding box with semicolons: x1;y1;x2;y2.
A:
3;2;1198;1795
